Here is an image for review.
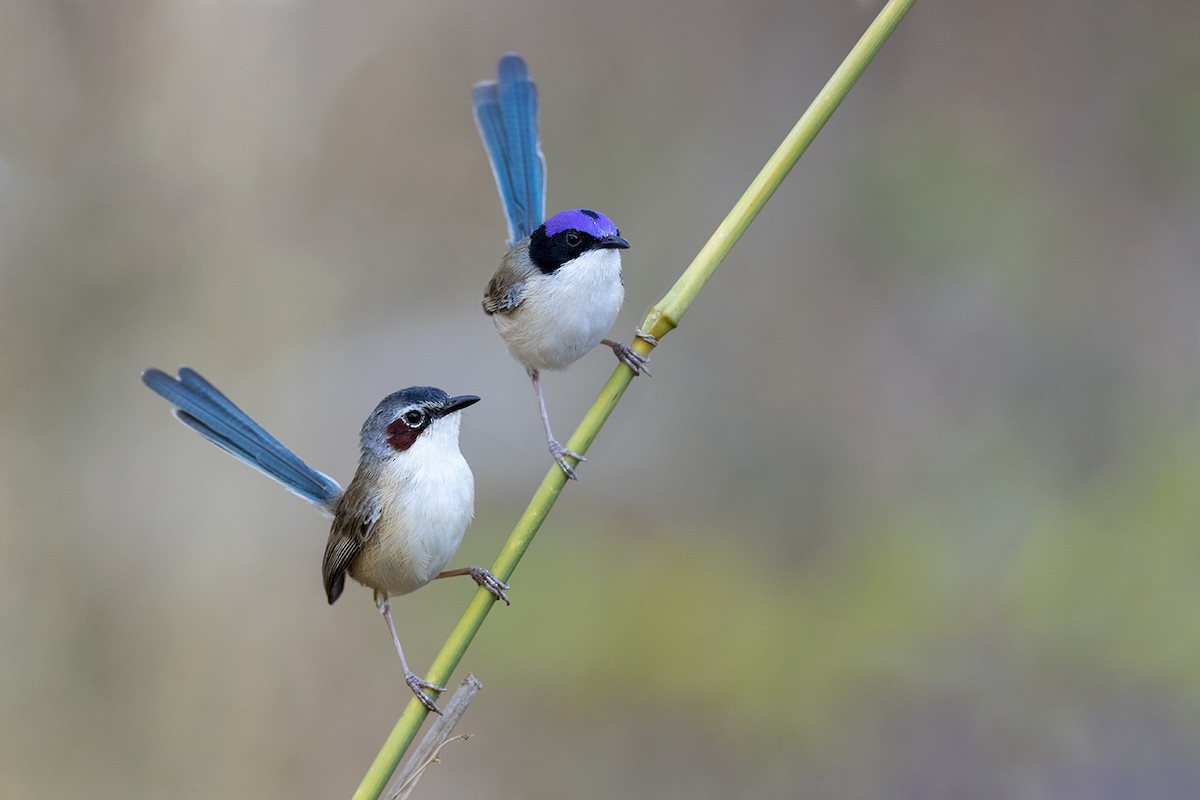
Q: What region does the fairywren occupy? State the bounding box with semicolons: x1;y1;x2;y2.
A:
473;54;649;479
142;367;506;714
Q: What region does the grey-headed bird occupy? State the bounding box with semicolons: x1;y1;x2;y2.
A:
142;367;506;713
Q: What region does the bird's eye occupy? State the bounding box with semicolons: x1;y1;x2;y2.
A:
564;231;581;247
403;410;425;427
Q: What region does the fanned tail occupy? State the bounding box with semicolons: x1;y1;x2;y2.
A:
472;53;546;244
142;367;342;508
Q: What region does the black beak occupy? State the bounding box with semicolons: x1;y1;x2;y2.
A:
597;234;630;250
442;395;482;415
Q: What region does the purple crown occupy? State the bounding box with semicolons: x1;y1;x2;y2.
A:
543;208;619;239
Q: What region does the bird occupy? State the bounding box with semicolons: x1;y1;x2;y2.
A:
473;53;651;480
141;367;507;714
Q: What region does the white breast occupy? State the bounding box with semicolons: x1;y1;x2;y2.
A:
493;248;625;372
348;415;475;597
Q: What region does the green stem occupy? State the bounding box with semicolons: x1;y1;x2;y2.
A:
352;1;916;796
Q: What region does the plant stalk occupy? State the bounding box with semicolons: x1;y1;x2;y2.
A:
352;1;916;796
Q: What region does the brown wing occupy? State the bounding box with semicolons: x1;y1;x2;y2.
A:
322;481;380;604
482;248;532;315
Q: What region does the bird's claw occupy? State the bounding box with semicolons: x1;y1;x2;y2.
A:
405;671;445;715
634;327;659;346
606;338;652;377
467;566;510;605
549;438;585;480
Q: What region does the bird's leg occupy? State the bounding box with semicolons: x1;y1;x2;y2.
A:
603;336;652;377
376;591;444;714
530;369;585;480
436;566;511;605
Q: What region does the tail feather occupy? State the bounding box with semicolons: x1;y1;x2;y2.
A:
473;53;545;244
142;368;342;508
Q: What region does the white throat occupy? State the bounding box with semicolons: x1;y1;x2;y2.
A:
495;248;625;372
364;413;475;595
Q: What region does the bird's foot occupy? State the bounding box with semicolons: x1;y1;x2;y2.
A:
634;327;659;346
604;337;651;377
549;438;585;480
467;566;510;605
405;671;446;715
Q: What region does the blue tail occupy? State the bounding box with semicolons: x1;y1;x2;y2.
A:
473;53;546;244
142;367;342;508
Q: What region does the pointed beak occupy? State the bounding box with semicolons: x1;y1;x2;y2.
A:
597;234;630;250
442;395;482;415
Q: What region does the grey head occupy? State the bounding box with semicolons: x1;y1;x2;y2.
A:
527;208;630;274
360;387;481;458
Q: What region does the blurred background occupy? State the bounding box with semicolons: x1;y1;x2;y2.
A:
3;0;1200;797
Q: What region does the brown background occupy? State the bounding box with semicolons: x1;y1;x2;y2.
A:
3;1;1199;797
